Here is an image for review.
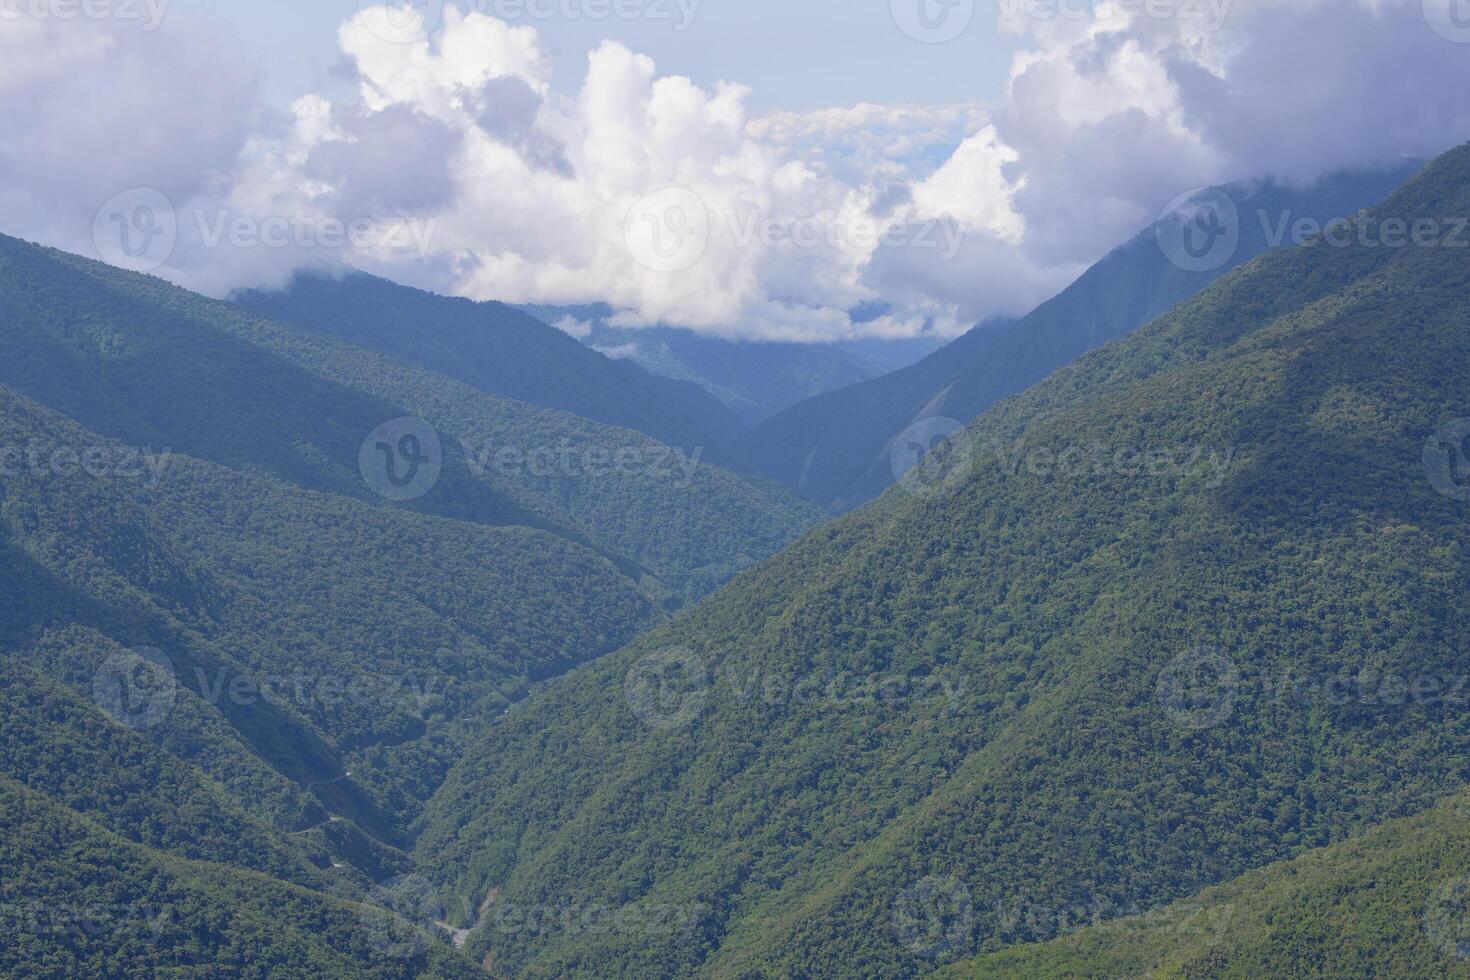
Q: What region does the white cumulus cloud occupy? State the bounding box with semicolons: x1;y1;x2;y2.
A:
2;0;1467;341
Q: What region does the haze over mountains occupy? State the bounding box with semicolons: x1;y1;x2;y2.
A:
739;164;1422;512
232;276;749;460
520;303;943;425
3;22;1470;970
6;138;1470;975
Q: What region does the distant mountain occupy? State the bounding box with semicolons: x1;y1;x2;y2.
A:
946;788;1470;978
0;233;824;974
412;144;1470;977
233;272;747;460
1;236;822;603
741;163;1422;512
520;303;943;424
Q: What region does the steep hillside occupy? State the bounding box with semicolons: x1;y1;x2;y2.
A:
742;164;1420;512
945;788;1470;978
0;233;817;976
0;234;823;603
0;384;657;842
233;272;746;458
412;145;1470;977
0;777;480;978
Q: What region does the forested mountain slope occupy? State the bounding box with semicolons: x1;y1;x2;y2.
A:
0;777;480;978
945;787;1470;979
0;234;823;602
0;233;822;975
233;272;746;458
741;164;1419;512
412;144;1470;977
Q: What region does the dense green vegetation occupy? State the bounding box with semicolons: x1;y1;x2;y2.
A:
944;787;1470;978
410;145;1470;976
741;165;1419;512
0;777;481;979
0;235;824;603
0;234;822;975
233;272;746;458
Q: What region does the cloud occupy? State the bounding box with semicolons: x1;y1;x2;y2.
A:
2;1;1467;341
985;0;1470;270
0;5;264;259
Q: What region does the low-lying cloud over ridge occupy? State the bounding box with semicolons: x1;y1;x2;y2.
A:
2;0;1467;341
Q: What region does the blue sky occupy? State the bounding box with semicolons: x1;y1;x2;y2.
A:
171;0;1014;111
4;0;1468;341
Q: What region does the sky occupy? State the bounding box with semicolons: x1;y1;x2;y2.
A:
2;0;1469;342
167;0;1016;111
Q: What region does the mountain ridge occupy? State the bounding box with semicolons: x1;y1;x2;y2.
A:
410;143;1470;977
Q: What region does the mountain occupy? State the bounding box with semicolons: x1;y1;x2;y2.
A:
740;163;1422;512
520;303;943;424
410;142;1470;978
0;235;823;604
232;272;747;460
945;787;1470;978
0;776;480;978
0;232;824;974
